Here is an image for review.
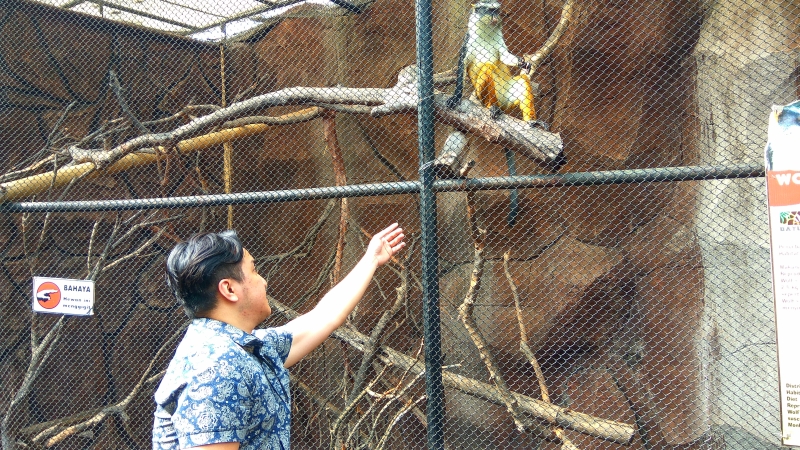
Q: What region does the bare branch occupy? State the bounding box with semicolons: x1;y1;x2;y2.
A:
348;236;415;405
374;395;426;450
333;239;415;447
109;70;150;135
111;213;184;250
523;0;576;75
1;317;66;450
330;365;388;449
2;75;562;203
87;220;101;275
26;323;189;447
259;199;337;279
66;86;386;169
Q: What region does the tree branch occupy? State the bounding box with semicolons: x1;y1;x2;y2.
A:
258;199;337;280
523;0;576;76
23;323;189;447
323;111;349;284
1;67;563;203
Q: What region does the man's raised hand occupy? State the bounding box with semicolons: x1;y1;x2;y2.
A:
368;223;406;266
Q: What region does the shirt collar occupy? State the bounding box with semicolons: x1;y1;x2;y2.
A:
191;317;260;350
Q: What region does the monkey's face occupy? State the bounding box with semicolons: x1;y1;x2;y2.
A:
473;4;501;28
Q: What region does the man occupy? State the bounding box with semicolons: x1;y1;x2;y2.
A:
152;223;405;449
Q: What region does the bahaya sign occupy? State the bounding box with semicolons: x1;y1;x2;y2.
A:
32;277;94;316
766;99;800;447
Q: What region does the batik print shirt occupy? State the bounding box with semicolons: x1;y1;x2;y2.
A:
152;318;293;449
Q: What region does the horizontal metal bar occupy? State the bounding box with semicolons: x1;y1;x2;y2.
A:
0;163;765;213
86;0;200;31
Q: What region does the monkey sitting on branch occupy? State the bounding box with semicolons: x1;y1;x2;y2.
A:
448;0;549;131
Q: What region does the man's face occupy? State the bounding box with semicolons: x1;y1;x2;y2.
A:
234;249;271;322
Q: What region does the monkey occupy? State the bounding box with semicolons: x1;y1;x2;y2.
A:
447;0;549;131
446;1;552;226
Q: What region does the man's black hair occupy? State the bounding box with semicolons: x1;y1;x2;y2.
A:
165;230;244;318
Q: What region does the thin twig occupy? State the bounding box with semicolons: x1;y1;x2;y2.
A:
220;43;235;229
347;237;416;405
89;213;123;281
1;317;66;450
102;227;168;272
294;242;339;310
87;220;101;275
330;366;389;449
336;239;415;447
111;213;184;250
374;395;427;450
504;251;579;449
290;374;372;444
109;70;149;135
260;199;337;279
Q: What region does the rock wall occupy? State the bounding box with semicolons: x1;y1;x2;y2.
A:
693;0;800;447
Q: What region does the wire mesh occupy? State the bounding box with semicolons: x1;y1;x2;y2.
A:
0;0;794;448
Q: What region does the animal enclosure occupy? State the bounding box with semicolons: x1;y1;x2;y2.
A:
0;0;795;448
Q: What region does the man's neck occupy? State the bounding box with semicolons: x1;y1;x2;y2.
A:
198;310;255;334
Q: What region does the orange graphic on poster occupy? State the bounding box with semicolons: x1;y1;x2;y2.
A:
36;282;61;309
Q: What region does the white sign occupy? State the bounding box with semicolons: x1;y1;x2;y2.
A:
32;277;94;316
766;100;800;447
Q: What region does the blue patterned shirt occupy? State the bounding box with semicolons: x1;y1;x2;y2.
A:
152;318;293;449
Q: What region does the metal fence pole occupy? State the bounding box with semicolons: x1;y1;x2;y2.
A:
416;0;445;448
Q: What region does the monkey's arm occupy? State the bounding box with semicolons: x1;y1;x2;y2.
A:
497;35;521;67
446;39;468;109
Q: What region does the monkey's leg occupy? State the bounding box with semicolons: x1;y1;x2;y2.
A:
508;75;550;130
516;76;536;122
470;63;500;111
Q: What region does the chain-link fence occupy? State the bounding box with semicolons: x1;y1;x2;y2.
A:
0;0;794;448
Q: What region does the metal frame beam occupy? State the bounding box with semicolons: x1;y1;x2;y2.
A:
0;163;765;213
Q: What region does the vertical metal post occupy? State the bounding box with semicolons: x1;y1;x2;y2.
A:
416;0;445;448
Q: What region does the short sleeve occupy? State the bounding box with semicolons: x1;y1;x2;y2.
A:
253;327;293;364
171;356;258;448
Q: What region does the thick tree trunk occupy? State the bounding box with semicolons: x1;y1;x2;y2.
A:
693;0;799;446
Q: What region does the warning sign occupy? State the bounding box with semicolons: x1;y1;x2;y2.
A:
32;277;94;316
766;100;800;447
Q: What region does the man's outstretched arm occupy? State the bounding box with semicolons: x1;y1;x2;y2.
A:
281;223;405;367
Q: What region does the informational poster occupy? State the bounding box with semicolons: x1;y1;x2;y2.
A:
766;100;800;447
32;277;94;316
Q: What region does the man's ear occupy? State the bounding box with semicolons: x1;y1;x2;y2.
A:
217;278;239;303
